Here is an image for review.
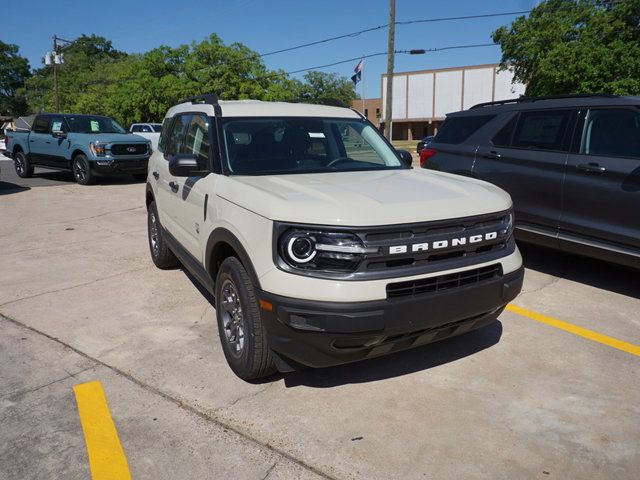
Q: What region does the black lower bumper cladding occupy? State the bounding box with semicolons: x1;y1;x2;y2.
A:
258;266;524;368
91;158;149;174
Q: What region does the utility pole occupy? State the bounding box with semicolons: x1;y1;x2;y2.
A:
52;35;60;111
384;0;396;140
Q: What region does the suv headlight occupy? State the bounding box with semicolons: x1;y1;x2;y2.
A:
278;228;378;273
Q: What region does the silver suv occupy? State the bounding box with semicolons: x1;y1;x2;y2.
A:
145;94;524;380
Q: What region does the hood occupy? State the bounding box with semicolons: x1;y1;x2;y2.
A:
72;133;148;143
217;169;512;227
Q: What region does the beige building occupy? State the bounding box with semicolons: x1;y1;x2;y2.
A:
353;64;526;140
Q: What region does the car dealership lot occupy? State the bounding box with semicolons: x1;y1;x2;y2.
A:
1;161;638;479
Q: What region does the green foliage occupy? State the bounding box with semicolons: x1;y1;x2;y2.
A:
493;0;640;96
20;33;355;126
0;41;31;116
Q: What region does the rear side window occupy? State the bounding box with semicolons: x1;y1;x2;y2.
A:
158;119;172;152
33;116;50;134
582;108;640;159
434;115;495;144
512;109;572;151
491;115;518;147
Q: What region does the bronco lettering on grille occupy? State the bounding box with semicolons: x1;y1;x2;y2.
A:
388;231;498;255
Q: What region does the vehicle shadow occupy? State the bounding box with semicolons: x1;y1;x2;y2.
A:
181;267;502;387
0;181;30;195
32;170;143;185
518;242;640;300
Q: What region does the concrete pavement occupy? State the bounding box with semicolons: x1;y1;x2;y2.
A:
0;178;638;479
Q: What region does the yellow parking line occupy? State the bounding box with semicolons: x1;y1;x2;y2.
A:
73;380;132;480
506;304;640;357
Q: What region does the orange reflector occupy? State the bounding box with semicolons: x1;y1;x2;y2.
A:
259;299;273;312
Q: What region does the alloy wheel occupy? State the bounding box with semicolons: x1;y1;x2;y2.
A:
220;279;245;357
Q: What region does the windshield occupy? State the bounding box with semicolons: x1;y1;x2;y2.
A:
222;117;402;175
66;116;126;134
152;124;163;132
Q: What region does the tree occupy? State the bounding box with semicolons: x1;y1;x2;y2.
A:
492;0;640;96
297;71;358;106
0;41;30;116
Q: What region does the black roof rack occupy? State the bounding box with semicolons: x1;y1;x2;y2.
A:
470;93;619;109
178;93;222;116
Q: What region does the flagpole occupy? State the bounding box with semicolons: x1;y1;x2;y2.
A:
361;56;365;116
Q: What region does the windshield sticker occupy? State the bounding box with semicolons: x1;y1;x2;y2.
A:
51;121;63;132
90;120;100;132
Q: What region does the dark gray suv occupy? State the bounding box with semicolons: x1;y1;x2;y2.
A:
423;94;640;268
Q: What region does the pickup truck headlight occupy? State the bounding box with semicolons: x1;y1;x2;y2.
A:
279;229;378;273
89;142;107;157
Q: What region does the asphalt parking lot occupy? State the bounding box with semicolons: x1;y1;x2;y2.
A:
1;156;638;479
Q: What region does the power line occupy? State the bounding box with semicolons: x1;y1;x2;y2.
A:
260;10;530;57
286;43;500;75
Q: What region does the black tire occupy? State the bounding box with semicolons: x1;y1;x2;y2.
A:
72;154;94;185
14;151;34;178
132;173;147;182
215;257;275;380
147;201;178;269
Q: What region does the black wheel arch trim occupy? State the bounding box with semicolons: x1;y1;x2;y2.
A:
206;228;261;289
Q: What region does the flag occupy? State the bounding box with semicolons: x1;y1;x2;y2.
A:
351;59;363;85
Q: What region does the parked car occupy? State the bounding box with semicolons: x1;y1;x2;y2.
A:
130;123;162;150
6;113;151;185
416;135;435;153
423;94;640;268
145;94;523;380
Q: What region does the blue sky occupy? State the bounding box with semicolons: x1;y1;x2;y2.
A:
3;0;538;98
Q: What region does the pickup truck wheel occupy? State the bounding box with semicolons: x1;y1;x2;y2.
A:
14;152;34;178
147;201;178;269
215;257;275;380
72;155;94;185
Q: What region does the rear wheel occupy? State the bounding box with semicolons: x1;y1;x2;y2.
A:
14;152;34;178
215;257;275;380
147;201;178;269
72;155;94;185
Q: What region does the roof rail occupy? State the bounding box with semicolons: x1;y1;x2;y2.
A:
470;93;619;109
178;93;222;116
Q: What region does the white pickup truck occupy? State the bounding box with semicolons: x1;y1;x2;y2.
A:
145;95;524;380
129;123;162;150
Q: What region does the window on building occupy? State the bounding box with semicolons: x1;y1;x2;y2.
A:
364;109;369;118
582;108;640;159
511;109;572;151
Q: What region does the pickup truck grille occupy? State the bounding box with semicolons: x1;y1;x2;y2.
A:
111;144;148;156
386;264;502;299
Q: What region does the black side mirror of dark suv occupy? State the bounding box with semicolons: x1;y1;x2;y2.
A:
169;154;207;177
396;149;413;167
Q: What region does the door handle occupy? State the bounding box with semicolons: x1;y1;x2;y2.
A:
482;151;502;160
577;163;606;174
152;171;159;180
45;141;51;144
169;181;179;193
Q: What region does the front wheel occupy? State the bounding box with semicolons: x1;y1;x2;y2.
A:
14;152;34;178
215;257;275;380
72;155;94;185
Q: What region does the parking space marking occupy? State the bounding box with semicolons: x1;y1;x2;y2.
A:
507;304;640;357
73;380;132;480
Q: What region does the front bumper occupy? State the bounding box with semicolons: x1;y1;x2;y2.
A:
259;266;524;368
91;157;149;174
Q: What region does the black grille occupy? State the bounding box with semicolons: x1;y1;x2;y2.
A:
386;264;503;299
110;143;148;155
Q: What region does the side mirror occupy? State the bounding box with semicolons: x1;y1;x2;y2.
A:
169;154;206;177
396;149;413;167
52;131;67;139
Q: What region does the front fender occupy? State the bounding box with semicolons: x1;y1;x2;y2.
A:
205;227;261;289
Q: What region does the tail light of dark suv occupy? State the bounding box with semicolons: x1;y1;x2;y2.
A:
420;148;437;168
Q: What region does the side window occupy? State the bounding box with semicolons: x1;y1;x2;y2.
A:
141;125;152;133
582;108;640;159
158;118;172;153
491;114;518;147
434;115;495;144
49;116;66;134
131;125;141;132
511;109;571;151
165;115;192;157
183;115;212;166
33;116;50;134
